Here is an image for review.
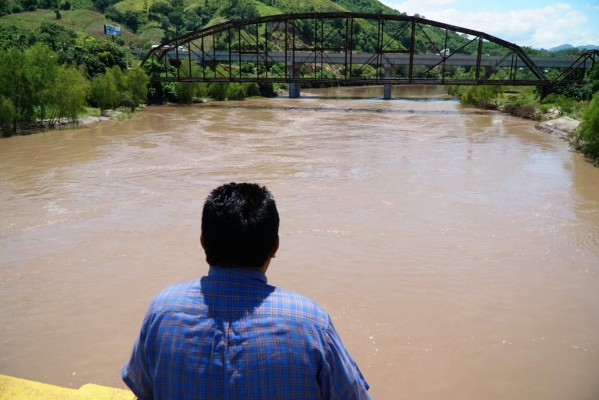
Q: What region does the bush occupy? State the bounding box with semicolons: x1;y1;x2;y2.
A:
208;82;228;101
460;85;501;109
501;93;539;119
244;82;260;97
571;90;599;162
90;71;119;115
227;83;246;100
0;97;16;136
258;82;276;98
542;93;575;115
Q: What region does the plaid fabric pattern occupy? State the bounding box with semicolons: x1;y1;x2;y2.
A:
122;266;370;400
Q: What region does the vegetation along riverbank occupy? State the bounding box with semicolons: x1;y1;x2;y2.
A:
450;63;599;164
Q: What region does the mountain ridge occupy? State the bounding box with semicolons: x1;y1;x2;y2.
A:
549;44;599;52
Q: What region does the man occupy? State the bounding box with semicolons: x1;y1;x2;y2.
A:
122;182;370;399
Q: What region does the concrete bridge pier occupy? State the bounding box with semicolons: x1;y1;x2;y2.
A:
287;62;302;98
383;63;394;100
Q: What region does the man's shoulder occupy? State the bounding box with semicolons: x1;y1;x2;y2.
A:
266;286;332;329
146;279;203;314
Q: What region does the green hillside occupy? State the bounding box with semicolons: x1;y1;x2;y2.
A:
0;0;402;50
0;0;563;57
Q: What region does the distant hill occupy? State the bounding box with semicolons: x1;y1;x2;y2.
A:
549;44;599;52
0;0;401;48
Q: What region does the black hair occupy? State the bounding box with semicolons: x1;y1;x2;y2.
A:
201;182;279;269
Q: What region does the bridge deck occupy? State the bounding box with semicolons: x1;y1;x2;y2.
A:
160;51;591;69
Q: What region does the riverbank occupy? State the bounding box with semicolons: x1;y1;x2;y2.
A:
536;116;580;141
0;110;130;137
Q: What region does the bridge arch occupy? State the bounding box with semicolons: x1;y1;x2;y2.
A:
141;12;597;98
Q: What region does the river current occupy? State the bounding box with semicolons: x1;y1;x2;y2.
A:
1;86;598;399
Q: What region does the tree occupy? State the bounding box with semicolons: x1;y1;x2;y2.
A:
126;66;150;108
92;0;109;12
90;71;119;115
571;90;599;161
173;63;206;103
0;97;16;136
0;0;11;16
0;48;36;126
52;67;90;123
40;0;58;8
20;0;39;11
25;44;60;123
208;82;229;101
461;85;502;109
62;38;128;77
123;10;144;33
33;22;77;51
149;1;173;22
227;83;246;100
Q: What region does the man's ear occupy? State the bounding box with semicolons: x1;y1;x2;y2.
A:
200;233;206;251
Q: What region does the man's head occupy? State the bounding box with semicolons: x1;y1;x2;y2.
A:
201;182;280;269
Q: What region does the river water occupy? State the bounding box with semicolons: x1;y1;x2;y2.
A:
1;86;598;399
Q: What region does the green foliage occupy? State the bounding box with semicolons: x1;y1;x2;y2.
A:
207;82;229;101
92;0;110;12
59;38;128;77
460;85;502;109
257;82;276;97
0;44;92;135
500;91;539;119
0;0;10;16
173;82;196;104
227;82;246;100
31;21;77;51
26;43;61;121
90;68;120;114
122;9;145;32
0;24;31;49
89;65;149;112
174;81;208;103
50;66;90;122
244;82;260;97
223;0;258;20
570;91;599;162
127;65;150;106
553;63;599;101
329;0;399;14
541;93;577;115
0;97;16;135
0;48;36;128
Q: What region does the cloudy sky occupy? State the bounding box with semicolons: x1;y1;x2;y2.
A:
380;0;599;49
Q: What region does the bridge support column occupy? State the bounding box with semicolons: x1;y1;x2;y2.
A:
539;86;552;101
383;63;394;100
287;62;302;98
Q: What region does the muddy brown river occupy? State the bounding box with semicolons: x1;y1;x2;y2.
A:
1;86;598;399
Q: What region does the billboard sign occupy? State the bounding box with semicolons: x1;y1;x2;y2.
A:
104;24;122;36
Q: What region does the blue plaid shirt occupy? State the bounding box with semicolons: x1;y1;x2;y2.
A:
122;266;370;400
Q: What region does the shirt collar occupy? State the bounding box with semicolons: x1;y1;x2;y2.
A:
208;265;268;284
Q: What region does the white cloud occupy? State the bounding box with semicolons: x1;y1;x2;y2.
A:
382;1;596;48
427;0;456;4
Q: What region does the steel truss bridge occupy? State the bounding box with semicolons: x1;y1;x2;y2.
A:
141;12;598;98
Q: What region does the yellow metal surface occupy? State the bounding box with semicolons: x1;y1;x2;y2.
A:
0;374;134;400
